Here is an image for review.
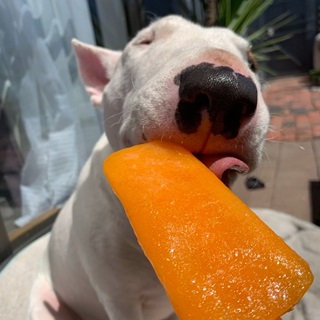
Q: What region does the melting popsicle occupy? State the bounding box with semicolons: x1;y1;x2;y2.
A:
103;140;313;320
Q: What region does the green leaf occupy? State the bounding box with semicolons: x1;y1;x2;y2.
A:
259;64;278;75
178;0;295;71
252;34;293;50
228;0;274;34
247;12;295;42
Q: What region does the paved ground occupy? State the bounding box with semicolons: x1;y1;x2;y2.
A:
232;75;320;223
264;76;320;141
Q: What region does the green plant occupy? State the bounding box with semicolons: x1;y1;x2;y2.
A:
309;69;320;86
177;0;295;75
216;0;274;33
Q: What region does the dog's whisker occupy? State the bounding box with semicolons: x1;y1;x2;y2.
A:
103;116;120;128
104;109;133;128
144;11;158;23
261;145;270;162
141;124;148;141
130;74;137;90
104;111;126;121
266;122;292;141
160;132;168;142
265;135;278;142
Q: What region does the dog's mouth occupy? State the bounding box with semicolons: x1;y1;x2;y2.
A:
196;154;249;186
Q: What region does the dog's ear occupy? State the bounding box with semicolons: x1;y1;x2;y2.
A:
72;39;122;107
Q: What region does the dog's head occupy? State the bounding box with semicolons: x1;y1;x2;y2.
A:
73;15;269;185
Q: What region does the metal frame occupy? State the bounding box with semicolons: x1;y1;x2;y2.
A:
0;210;13;267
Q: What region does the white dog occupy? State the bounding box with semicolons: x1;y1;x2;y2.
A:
29;15;269;320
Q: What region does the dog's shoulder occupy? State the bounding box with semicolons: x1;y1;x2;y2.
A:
77;134;112;186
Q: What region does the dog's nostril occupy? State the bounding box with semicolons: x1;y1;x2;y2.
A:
175;63;258;139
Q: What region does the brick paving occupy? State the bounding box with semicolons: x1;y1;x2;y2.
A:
263;75;320;141
232;75;320;222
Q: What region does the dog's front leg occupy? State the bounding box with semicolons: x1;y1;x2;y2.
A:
73;235;148;320
75;256;145;320
97;295;143;320
84;257;174;320
67;144;176;320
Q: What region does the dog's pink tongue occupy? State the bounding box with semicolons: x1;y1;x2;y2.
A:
197;155;249;181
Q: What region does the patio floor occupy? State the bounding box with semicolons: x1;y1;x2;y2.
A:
232;75;320;223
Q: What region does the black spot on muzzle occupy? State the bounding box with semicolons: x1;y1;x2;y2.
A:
174;62;258;139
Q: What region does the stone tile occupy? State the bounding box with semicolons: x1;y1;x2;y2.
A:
269;115;283;128
233;141;318;222
268;105;285;115
262;76;320;141
274;141;318;189
282;114;295;128
233;181;274;209
313;100;320;110
282;127;297;141
231;174;251;204
270;128;296;142
296;114;312;140
291;108;309;115
308;111;320;124
310;87;320;99
232;142;279;209
238;138;314;204
271;185;312;221
235;77;320;223
266;130;282;141
290;89;312;108
296;128;313;141
232;174;273;209
296;114;311;128
267;116;287;142
312;125;320;138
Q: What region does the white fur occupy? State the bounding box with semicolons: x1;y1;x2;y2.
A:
29;16;269;320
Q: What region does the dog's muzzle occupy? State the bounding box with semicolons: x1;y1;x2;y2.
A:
174;62;258;139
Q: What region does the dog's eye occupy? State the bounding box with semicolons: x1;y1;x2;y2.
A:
135;31;155;46
138;38;153;45
247;49;258;72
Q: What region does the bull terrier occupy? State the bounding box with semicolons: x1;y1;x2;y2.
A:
29;15;270;320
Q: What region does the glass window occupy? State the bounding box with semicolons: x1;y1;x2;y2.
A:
0;1;102;241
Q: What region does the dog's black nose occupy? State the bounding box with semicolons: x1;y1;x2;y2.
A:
174;62;258;139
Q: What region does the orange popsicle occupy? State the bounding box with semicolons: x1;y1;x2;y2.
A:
103;140;313;320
